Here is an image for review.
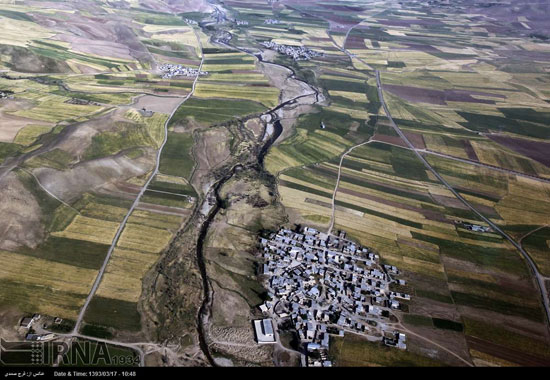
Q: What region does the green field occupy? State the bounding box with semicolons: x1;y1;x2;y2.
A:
170;98;267;129
330;333;443;366
159;131;195;179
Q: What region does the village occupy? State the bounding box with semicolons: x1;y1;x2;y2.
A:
455;220;492;233
254;226;410;367
159;63;208;79
183;18;198;25
17;314;61;342
264;18;283;25
260;41;323;61
234;19;249;26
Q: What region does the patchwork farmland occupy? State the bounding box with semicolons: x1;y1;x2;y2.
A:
0;0;549;369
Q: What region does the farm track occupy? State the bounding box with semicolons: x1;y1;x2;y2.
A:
368;139;550;184
519;224;549;244
327;138;372;235
0;107;117;182
19;168;80;213
0;87;158;182
392;322;473;366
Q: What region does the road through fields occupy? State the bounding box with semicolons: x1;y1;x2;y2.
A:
72;27;205;335
375;70;550;331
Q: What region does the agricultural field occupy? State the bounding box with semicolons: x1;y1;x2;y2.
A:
85;208;187;333
0;0;204;342
194;51;280;108
0;183;130;320
255;0;550;368
1;0;550;369
169;97;267;129
329;333;444;367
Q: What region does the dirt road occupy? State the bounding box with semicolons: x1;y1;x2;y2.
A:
327;139;372;235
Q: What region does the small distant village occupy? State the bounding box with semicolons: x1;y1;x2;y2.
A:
264;19;283;25
261;41;323;61
159;63;208;79
65;98;101;106
254;226;410;367
455;220;492;233
232;18;281;26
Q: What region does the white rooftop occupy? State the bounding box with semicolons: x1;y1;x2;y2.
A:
254;319;276;344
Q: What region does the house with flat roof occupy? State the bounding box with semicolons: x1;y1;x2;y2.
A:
20;315;39;329
254;319;276;344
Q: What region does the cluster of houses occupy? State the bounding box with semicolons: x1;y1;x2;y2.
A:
264;19;283;25
65;98;100;106
159;64;208;79
184;18;198;25
19;314;41;330
19;314;57;342
260;41;323;61
455;220;492;233
234;19;249;26
257;226;410;366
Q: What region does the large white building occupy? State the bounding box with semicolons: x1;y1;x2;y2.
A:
254;319;276;344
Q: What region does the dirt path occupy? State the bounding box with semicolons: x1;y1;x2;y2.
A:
20;168;80;213
72;26;205;336
395;323;473;366
367;139;550;184
519;224;549;243
327;139;372;235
